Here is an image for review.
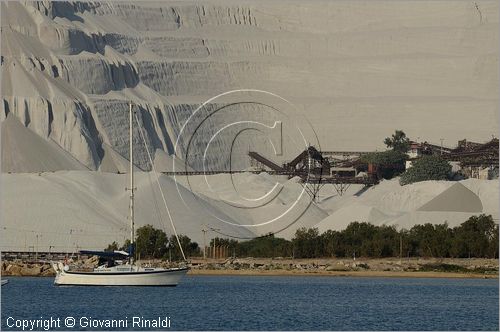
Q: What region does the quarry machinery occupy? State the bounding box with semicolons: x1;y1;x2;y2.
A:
247;146;378;200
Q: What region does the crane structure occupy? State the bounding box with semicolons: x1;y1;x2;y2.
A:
247;146;378;200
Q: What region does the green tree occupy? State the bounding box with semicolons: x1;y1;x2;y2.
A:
384;130;410;153
407;223;453;258
488;225;499;258
236;234;292;258
431;223;453;257
371;225;399;257
170;234;200;260
400;155;451;185
361;150;407;179
321;230;345;257
408;224;438;257
451;215;496;258
342;222;379;258
135;224;168;259
104;241;119;252
114;216;497;260
358;130;411;180
292;228;322;258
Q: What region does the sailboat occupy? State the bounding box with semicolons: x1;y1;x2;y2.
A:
52;102;189;286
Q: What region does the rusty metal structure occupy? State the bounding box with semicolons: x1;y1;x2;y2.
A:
444;138;499;166
247;146;378;200
407;138;498;164
409;138;499;178
162;147;378;200
161;138;497;201
443;138;499;179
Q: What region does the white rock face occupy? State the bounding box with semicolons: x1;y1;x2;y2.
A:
0;171;325;250
1;1;498;249
316;178;499;233
2;1;498;172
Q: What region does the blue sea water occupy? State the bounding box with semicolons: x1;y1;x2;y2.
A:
1;276;498;331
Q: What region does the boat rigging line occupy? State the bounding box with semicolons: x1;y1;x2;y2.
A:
132;103;187;262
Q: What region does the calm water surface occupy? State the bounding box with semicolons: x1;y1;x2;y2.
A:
1;276;498;330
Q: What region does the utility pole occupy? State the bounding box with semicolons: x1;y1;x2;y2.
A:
208;227;220;259
440;138;444;155
213;237;217;259
35;234;39;261
169;244;172;262
353;225;357;261
202;227;208;260
399;235;403;264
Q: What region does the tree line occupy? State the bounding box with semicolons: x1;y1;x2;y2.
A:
360;129;454;185
107;215;498;260
290;214;498;259
105;225;201;261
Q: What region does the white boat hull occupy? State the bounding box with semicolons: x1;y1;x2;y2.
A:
1;279;8;286
53;264;188;287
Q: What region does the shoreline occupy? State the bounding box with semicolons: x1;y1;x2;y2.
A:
188;269;497;279
3;257;498;279
2;270;496;279
186;257;498;279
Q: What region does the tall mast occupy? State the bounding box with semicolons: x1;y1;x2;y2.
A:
129;102;135;262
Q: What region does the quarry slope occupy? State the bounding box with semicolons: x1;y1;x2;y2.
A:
1;1;498;250
2;1;499;171
316;178;498;232
1;171;497;251
1;171;257;251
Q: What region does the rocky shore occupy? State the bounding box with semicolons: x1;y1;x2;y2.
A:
189;257;499;278
1;257;498;278
2;261;55;277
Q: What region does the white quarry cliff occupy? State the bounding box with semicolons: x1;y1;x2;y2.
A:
1;1;498;172
1;1;498;251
